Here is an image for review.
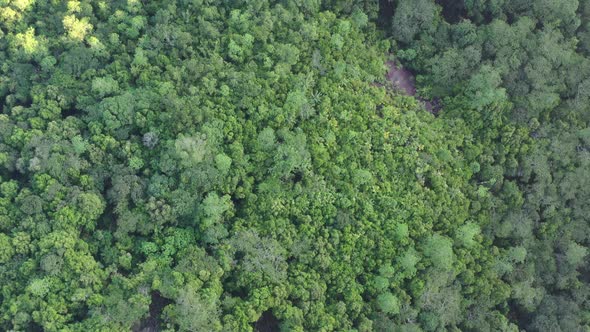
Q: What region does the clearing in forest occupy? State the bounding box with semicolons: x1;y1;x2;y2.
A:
385;60;440;114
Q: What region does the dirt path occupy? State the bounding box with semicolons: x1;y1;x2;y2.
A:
385;60;441;115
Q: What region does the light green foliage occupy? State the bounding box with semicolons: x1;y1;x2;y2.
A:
0;234;14;263
0;0;588;331
76;192;105;222
91;76;119;97
464;65;507;110
175;135;208;167
424;234;454;270
456;222;480;247
566;242;588;267
377;292;400;315
394;223;409;241
200;192;232;231
373;276;390;291
379;265;395;278
257;127;276;150
13;27;41;56
507;246;527;264
399;248;420;278
215;153;232;174
62;14;93;41
129;156;144;170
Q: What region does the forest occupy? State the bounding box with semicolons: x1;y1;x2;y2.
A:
0;0;588;331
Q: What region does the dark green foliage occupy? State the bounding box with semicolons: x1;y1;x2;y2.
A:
386;0;590;330
0;0;588;331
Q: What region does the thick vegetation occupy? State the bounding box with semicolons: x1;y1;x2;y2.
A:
0;0;587;331
384;0;590;330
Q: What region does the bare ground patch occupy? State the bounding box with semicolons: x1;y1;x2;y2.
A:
385;60;441;115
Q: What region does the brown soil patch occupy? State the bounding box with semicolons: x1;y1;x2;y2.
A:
386;61;417;96
385;60;441;115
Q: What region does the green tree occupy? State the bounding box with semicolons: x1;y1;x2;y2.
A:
392;0;439;43
424;234;454;270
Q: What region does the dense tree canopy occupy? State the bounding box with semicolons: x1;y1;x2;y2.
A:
0;0;588;331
